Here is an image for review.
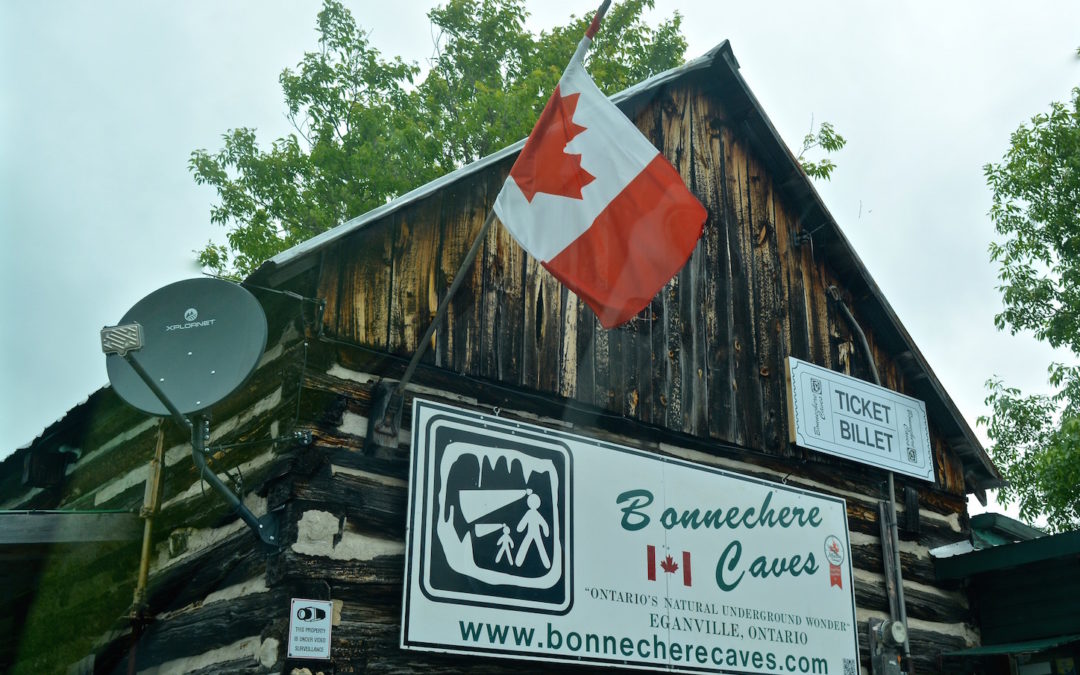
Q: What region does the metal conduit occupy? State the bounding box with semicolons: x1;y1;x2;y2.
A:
827;286;911;661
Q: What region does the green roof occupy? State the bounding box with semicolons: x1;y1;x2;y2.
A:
942;634;1080;657
935;529;1080;580
970;513;1046;548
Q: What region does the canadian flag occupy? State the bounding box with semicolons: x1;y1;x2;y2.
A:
646;544;692;586
493;31;707;329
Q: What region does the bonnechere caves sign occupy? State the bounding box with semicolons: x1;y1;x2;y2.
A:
401;400;859;674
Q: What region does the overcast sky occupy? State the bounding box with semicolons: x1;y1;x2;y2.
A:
2;1;1078;517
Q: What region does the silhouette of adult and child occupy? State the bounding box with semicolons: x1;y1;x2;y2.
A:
493;488;550;569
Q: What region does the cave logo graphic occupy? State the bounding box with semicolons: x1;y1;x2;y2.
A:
419;419;572;614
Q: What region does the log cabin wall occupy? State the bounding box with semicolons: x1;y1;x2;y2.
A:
314;80;967;494
294;70;977;672
0;44;992;675
0;291;315;674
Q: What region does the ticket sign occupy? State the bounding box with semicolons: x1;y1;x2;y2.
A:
402;399;859;674
786;357;934;482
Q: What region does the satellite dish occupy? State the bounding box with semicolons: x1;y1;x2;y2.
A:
105;278;267;416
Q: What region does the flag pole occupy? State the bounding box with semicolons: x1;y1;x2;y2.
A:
365;0;614;449
587;0;611;39
366;208;496;448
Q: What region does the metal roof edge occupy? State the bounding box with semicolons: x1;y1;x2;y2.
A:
706;43;1000;492
934;528;1080;580
971;512;1047;542
251;38;996;492
255;139;523;278
251;42;728;282
942;634;1080;658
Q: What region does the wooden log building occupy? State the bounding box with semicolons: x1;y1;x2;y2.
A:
0;42;1001;675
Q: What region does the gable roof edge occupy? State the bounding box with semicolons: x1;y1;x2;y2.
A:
249;40;1000;495
704;44;999;494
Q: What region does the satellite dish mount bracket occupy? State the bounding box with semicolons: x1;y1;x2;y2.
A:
101;327;278;548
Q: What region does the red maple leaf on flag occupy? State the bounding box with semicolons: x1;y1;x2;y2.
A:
660;554;679;574
510;85;595;202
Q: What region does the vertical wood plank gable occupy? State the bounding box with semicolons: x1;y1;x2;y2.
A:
482;194;527;385
442;181;489;376
558;289;580;400
388;197;443;359
780;200;813;364
317;220;394;349
573;296;598;408
309;81;977;498
483;162;529;384
668;89;708;435
747;151;784;452
724;125;760;449
591;312;612;410
521;259;564;393
705;110;736;443
654;89;686;431
772;196;795;364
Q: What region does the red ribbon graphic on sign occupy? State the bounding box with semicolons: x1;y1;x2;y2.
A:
824;535;844;589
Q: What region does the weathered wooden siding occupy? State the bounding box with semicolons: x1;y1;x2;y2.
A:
268;367;975;674
315;83;965;497
0;297;314;675
2;321;975;674
1;73;981;675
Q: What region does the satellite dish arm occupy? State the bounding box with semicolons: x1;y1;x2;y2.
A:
190;417;278;548
116;349;278;548
122;352;193;432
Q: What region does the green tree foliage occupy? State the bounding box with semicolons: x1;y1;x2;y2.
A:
796;118;846;181
981;86;1080;532
190;0;687;277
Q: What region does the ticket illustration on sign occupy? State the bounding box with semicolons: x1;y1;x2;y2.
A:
786;356;935;481
402;399;860;675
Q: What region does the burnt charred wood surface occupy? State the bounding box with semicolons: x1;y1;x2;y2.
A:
270;434;967;578
3;343;976;674
314;85;966;498
146;530;267;613
112;589;287;672
853;576;968;625
277;467;408;538
2;77;987;675
294;354;970;516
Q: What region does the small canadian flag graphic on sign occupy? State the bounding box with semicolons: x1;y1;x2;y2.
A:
646;545;692;586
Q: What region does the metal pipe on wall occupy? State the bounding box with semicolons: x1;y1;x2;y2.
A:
132;422;165;612
128;420;165;675
828;286;911;662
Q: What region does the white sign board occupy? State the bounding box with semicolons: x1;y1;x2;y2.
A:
786;356;934;482
402;399;859;674
287;598;333;660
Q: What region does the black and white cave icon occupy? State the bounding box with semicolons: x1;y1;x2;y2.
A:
422;431;572;613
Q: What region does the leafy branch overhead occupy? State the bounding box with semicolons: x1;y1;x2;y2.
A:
982;86;1080;533
189;0;688;277
797;119;846;181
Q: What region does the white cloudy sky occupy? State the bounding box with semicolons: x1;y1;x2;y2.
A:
2;1;1078;517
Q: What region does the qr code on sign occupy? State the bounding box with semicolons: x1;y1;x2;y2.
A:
843;658;857;675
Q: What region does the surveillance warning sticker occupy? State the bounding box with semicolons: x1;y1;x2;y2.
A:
288;598;333;659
